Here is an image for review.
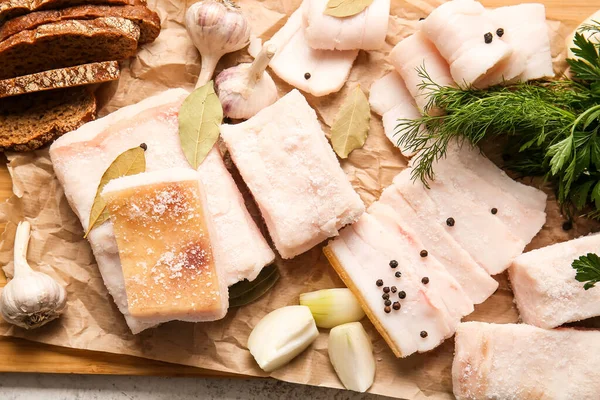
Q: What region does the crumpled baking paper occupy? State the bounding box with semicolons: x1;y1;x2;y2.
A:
0;0;593;398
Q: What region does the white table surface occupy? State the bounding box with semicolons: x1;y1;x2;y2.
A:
0;373;392;399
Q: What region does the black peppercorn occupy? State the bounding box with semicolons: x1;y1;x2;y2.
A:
446;217;455;227
398;291;406;299
383;286;390;293
139;143;148;151
304;72;311;80
491;208;498;215
376;279;383;287
484;32;493;43
391;286;397;293
420;331;428;338
562;220;573;231
420;249;428;258
392;302;401;310
382;293;390;300
384;306;391;314
389;260;398;268
395;271;402;278
496;28;504;37
422;277;430;285
384;299;392;307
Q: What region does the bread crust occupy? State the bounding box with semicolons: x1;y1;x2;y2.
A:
0;4;160;43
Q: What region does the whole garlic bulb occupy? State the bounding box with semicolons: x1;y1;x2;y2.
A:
216;43;278;119
185;0;252;88
0;221;67;329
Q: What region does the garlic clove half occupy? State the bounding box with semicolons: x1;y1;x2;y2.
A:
0;221;67;329
247;305;319;372
299;288;365;329
185;0;252;88
216;43;278;120
328;322;376;393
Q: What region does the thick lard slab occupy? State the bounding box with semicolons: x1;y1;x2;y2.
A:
510;234;600;329
220;89;364;259
453;322;600;400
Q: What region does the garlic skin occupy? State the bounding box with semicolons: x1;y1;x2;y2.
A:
0;222;67;329
247;305;319;372
328;322;376;393
185;0;252;88
299;288;365;329
216;43;278;119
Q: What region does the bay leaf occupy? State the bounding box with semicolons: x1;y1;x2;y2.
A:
85;144;147;237
229;264;280;308
324;0;374;18
330;85;370;159
179;81;223;169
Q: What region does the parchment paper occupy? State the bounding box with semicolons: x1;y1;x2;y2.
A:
0;1;595;398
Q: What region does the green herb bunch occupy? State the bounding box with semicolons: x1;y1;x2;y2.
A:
396;22;600;220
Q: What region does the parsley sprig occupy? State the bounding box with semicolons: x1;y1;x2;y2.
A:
572;253;600;290
396;22;600;219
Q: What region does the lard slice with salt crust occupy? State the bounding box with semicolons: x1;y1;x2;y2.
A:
198;147;275;286
453;322;600;400
249;8;358;97
510;234;600;329
221;89;365;259
324;213;470;358
102;168;228;324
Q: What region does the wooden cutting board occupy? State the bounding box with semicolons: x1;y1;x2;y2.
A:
0;0;597;376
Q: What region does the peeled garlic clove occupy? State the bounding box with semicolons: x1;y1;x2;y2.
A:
299;288;365;328
216;43;278;119
328;322;376;393
247;305;319;372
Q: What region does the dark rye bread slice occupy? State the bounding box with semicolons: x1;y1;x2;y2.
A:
0;0;146;26
0;61;120;98
0;86;96;151
0;4;160;44
0;17;140;80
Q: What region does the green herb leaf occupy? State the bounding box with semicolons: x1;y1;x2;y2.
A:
330;85;370;159
85;145;147;237
179;81;223;169
324;0;374;18
572;253;600;290
228;264;280;308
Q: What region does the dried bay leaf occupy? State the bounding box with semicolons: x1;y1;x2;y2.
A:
229;264;280;308
85;145;147;237
179;81;223;169
330;85;370;159
324;0;374;18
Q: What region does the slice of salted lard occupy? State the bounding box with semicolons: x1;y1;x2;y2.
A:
250;8;358;97
393;169;525;275
220;89;365;259
324;213;470;358
453;322;600;400
302;0;389;51
373;185;498;304
446;143;548;212
486;3;554;84
198;147;275;286
509;234;600;329
389;30;455;113
431;153;546;244
421;0;512;88
102;168;229;324
368;71;421;156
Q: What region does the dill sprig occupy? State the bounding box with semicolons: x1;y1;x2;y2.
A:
396;22;600;218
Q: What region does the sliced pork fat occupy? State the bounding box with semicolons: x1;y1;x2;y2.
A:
303;0;389;51
453;322;600;400
220;89;364;259
510;234;600;329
